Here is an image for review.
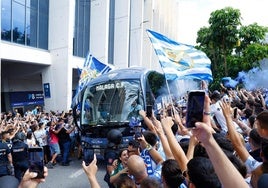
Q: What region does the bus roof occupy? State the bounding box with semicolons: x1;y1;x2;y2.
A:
88;67;153;85
71;67;161;108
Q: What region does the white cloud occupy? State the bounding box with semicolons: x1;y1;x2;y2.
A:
176;0;268;45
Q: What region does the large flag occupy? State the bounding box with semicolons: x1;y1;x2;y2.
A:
147;30;213;81
72;53;113;108
78;53;112;92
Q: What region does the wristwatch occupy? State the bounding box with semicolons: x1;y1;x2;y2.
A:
145;144;153;151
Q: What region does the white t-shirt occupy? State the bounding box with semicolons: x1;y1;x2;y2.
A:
210;100;242;133
26;137;36;147
210;101;228;132
244;155;262;173
34;129;48;146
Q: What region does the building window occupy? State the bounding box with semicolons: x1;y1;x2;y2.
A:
1;0;12;41
73;0;90;58
108;0;115;65
38;0;49;49
12;0;25;44
1;0;49;50
26;0;37;47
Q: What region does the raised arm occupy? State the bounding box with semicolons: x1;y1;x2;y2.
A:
220;101;250;162
151;116;174;159
82;154;101;188
239;89;248;102
233;118;252;136
161;116;188;172
173;112;191;136
139;110;157;135
186;135;199;160
192;122;248;188
259;91;267;110
137;134;164;165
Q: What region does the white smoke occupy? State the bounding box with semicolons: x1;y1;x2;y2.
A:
155;79;200;105
169;79;200;97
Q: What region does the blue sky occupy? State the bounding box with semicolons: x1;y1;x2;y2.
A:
176;0;268;45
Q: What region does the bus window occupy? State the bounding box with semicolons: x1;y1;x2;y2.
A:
81;79;144;126
81;90;94;125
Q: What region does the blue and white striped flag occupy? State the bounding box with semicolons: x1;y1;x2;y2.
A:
147;30;213;81
72;53;113;108
78;53;112;92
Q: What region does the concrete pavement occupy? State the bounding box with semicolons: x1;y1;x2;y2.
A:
39;157;107;188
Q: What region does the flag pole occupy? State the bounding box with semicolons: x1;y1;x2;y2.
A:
159;65;176;115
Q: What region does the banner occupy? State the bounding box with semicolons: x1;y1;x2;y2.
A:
147;29;213;81
72;53;113;108
78;53;112;93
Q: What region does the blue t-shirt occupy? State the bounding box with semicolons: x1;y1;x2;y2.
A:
140;149;162;182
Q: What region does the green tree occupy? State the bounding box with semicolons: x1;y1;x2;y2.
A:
237;23;268;54
196;7;268;90
243;43;268;70
208;7;241;76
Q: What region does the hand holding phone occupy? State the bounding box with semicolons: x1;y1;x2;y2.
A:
156;113;161;121
134;131;142;140
186;90;205;128
134;126;143;140
167;106;173;117
146;105;153;118
233;107;238;119
83;148;94;166
28;147;44;179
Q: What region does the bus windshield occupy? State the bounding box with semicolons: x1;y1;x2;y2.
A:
81;79;144;126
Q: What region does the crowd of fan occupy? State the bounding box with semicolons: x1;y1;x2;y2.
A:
91;84;268;188
0;107;80;187
1;83;268;188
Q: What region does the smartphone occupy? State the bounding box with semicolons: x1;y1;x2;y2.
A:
28;147;44;179
233;107;238;119
134;127;143;140
186;90;205;128
134;131;142;140
83;148;94;166
146;105;153;118
156;113;161;121
167;107;173;116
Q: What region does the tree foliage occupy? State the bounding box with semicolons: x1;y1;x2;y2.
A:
196;7;268;90
237;23;268;54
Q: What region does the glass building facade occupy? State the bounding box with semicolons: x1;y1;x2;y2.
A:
1;0;49;50
73;0;115;62
73;0;90;58
108;0;115;65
